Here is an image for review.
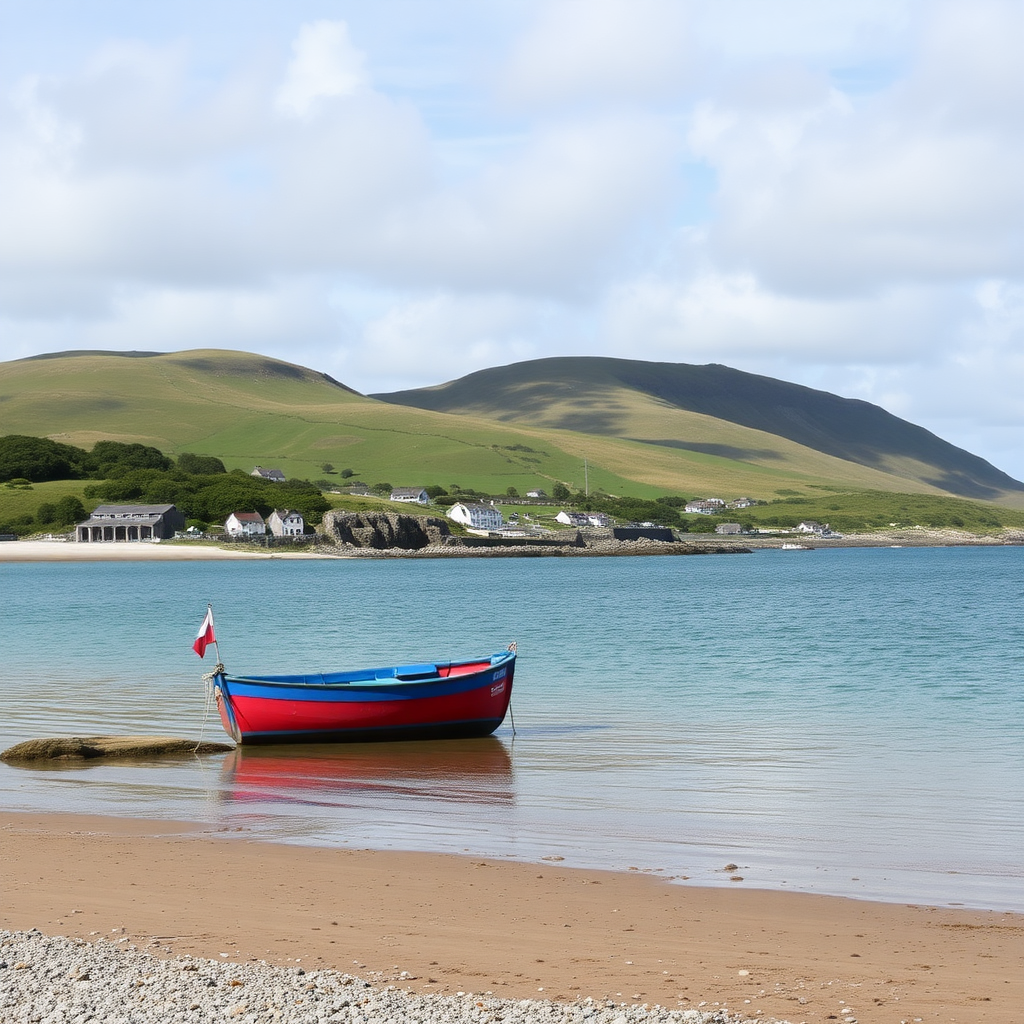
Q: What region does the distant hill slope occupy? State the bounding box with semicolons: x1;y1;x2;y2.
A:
3;348;1020;507
373;357;1024;502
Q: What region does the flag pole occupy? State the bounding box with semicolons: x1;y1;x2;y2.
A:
209;603;223;666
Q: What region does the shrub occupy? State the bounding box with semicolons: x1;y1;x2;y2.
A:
177;453;227;475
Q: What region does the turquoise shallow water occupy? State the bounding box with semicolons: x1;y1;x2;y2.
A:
2;547;1022;910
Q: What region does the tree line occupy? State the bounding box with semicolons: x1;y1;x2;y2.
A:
0;435;329;536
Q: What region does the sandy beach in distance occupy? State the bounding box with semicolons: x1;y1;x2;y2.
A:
2;528;1022;564
1;812;1021;1024
0;539;339;561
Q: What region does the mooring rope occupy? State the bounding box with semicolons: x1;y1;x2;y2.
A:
195;663;225;752
507;641;517;737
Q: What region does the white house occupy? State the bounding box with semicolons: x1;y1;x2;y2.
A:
447;502;504;531
797;520;825;534
390;487;429;504
251;466;286;482
267;508;304;536
526;489;547;498
225;511;266;536
556;510;591;527
587;512;613;528
729;497;756;509
685;499;726;515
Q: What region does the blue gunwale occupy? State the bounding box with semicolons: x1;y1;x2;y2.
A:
218;650;514;703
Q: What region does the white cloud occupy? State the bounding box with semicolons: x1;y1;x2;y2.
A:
603;270;957;363
274;21;368;119
690;1;1024;295
356;292;545;392
0;277;346;363
695;0;912;63
363;113;678;293
501;0;693;106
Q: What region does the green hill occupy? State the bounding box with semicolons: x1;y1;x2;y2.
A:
373;356;1024;504
3;349;1022;513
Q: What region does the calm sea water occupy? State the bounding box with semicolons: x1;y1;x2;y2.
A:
2;547;1022;911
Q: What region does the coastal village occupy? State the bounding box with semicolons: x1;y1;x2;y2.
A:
65;464;841;549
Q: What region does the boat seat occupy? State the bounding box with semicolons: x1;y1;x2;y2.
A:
388;664;439;681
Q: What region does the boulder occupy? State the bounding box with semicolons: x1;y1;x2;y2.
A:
321;510;452;550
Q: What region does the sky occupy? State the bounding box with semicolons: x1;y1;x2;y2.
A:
2;1;1024;478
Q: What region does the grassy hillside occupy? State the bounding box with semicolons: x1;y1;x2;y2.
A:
717;490;1024;534
3;349;1022;513
374;356;1024;505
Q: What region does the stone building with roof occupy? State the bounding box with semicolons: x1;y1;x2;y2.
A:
75;504;186;542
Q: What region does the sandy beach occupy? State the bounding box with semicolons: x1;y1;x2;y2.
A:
2;528;1021;564
0;540;338;561
2;812;1021;1024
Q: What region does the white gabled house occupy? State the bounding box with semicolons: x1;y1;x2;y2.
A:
251;466;286;482
526;489;547;498
797;520;825;534
447;502;504;531
587;512;613;528
225;511;266;536
390;487;429;504
555;510;591;527
267;508;304;536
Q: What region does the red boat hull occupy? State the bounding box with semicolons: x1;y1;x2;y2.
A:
214;651;515;745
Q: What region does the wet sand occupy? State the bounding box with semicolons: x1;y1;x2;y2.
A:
2;812;1021;1023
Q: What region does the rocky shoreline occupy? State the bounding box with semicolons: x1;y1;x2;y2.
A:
318;510;750;557
316;511;1024;557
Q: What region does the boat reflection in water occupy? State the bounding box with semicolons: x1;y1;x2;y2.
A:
220;737;515;813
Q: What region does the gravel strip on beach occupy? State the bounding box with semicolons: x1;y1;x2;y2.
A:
1;930;784;1024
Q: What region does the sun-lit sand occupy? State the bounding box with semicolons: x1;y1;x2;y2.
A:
0;540;341;561
2;812;1021;1023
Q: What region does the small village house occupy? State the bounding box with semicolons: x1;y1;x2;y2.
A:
447;502;504;531
715;522;744;535
555;510;591;528
225;511;266;536
797;520;825;534
267;509;305;536
390;487;429;504
251;466;286;482
684;498;726;515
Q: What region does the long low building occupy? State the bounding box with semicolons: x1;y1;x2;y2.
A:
76;504;186;542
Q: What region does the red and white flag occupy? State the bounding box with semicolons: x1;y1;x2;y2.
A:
193;605;216;658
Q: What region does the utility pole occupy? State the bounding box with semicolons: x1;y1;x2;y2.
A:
584;458;589;497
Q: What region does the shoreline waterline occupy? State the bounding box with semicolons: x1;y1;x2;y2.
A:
2;523;1023;562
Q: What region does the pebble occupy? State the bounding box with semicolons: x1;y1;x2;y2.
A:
0;929;786;1024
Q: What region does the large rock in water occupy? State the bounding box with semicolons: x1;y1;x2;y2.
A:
1;736;234;763
321;510;452;549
